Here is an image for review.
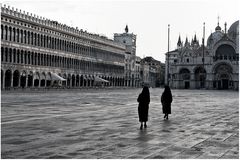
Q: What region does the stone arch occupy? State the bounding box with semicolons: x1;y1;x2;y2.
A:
179;68;191;80
9;48;12;63
5;69;12;88
5;25;8;40
179;68;191;89
110;77;113;86
194;66;206;89
83;75;87;87
30;32;34;45
87;75;91;87
16;28;19;42
76;74;80;87
34;72;40;87
28;71;34;87
80;75;84;87
46;72;52;87
9;26;12;41
212;62;233;89
1;25;3;40
40;72;46;87
5;47;9;62
215;44;236;60
13;70;20;87
91;75;94;87
13;27;16;42
67;74;71;87
1;70;4;89
13;48;16;63
1;47;4;62
62;73;67;87
27;31;30;44
72;74;76;87
20;71;27;88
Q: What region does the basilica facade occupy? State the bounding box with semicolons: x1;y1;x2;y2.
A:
1;5;129;90
165;20;239;90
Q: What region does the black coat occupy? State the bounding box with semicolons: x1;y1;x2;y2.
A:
137;92;150;122
161;90;172;114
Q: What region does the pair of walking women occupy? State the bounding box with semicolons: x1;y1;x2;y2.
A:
137;85;172;129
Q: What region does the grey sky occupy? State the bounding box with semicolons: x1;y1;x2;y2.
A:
2;0;239;62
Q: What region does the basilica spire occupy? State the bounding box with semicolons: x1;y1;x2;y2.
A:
215;16;221;31
125;25;129;33
224;22;227;34
184;37;189;47
177;35;182;47
193;34;197;43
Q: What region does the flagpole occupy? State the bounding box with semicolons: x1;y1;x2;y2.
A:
167;24;170;86
202;22;205;88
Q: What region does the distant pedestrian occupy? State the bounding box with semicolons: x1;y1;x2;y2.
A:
137;86;150;130
161;85;172;120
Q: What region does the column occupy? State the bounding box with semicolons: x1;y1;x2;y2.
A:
38;78;41;88
74;77;77;88
25;76;28;88
32;77;35;88
70;77;72;88
10;72;13;88
18;76;21;88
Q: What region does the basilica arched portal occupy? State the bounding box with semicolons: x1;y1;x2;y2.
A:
179;68;191;89
213;63;233;90
194;66;206;89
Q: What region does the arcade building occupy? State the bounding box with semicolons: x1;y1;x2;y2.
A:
1;5;129;89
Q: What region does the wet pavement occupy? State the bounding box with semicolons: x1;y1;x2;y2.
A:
1;88;239;159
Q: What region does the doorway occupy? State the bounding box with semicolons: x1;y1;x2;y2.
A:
184;81;190;89
222;79;229;89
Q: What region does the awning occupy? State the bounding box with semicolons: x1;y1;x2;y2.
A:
51;72;66;81
94;76;109;83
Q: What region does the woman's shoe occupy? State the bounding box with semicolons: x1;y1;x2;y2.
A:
140;125;143;130
144;124;147;128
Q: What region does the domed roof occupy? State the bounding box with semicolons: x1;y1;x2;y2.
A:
228;20;239;33
228;20;239;39
215;25;221;31
207;30;224;47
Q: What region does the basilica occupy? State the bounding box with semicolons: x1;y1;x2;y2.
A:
165;20;239;90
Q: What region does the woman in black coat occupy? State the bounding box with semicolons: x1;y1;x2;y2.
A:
161;85;172;120
137;86;150;129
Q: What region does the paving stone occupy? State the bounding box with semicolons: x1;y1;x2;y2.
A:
1;88;239;158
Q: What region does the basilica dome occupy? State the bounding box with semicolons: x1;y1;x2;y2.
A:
207;30;224;47
228;20;239;53
228;20;239;41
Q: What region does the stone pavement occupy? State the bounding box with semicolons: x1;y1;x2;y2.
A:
1;88;239;159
